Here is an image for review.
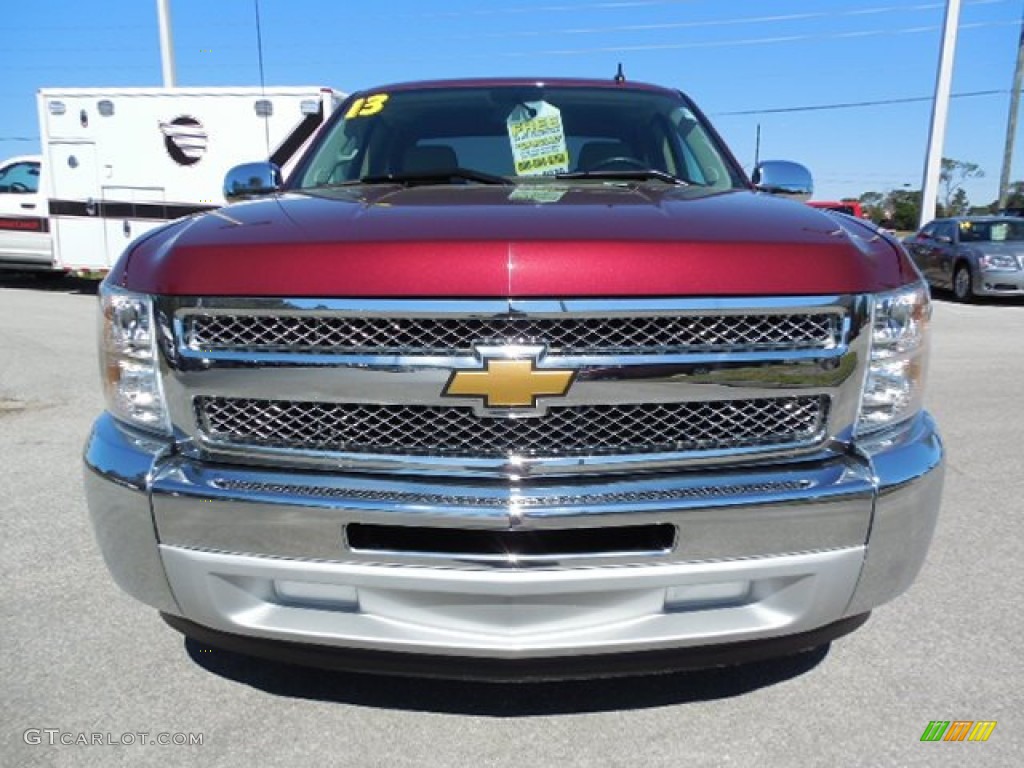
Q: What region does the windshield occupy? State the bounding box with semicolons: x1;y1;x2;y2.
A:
292;84;745;190
959;219;1024;243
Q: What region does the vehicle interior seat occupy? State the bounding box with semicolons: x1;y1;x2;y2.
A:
959;224;985;242
402;145;458;173
575;140;636;171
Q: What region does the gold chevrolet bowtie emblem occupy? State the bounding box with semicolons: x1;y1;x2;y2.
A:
443;359;575;408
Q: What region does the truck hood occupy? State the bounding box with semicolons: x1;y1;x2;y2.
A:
113;183;918;296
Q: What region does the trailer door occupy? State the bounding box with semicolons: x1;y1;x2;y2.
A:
47;142;107;271
101;186;167;265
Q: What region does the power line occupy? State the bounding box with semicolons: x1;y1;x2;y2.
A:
0;0;707;30
715;89;1007;116
10;16;1009;70
2;12;1017;68
407;0;704;18
7;0;1014;48
487;17;1018;56
458;0;1012;40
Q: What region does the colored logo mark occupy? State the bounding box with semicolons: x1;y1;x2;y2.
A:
443;357;574;409
920;720;997;742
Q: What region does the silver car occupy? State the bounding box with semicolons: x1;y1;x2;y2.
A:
904;216;1024;301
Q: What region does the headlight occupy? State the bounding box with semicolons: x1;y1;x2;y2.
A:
98;284;170;434
857;281;931;435
978;253;1019;271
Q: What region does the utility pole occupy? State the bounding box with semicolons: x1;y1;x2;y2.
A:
156;0;177;87
998;9;1024;211
919;0;961;228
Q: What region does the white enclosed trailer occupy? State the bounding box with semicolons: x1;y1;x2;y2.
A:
36;86;341;273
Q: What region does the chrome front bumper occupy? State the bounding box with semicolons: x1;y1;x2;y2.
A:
975;269;1024;296
84;411;943;662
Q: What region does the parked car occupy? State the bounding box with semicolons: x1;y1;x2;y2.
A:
904;216;1024;301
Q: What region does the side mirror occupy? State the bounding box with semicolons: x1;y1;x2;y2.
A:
751;160;813;202
223;161;282;203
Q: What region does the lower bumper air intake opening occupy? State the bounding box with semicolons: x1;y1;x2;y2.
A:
345;523;677;558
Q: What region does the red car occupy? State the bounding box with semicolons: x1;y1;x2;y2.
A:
807;200;866;218
84;77;943;679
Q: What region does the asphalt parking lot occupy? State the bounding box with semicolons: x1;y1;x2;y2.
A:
1;272;1021;767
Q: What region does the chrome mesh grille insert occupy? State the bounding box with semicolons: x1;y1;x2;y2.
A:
196;396;828;458
185;312;840;355
212;479;811;507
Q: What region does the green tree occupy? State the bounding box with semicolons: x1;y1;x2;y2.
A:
858;191;885;223
946;188;970;217
857;188;923;229
984;182;1024;213
886;188;922;231
939;158;983;214
998;181;1024;212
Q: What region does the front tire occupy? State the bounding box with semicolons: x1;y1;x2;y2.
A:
953;263;974;302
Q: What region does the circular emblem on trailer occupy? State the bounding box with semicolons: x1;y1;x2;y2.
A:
159;115;208;166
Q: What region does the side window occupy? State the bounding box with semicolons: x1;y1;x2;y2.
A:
300;115;380;185
0;162;40;194
959;221;984;242
675;140;705;184
670;107;730;188
934;222;956;242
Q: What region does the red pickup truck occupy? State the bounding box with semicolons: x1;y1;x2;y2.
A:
807;200;866;218
84;78;943;679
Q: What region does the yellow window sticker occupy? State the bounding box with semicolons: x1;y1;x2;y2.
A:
345;93;389;119
507;101;570;177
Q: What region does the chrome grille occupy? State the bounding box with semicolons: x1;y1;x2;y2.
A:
212;479;811;507
185;312;840;355
196;396;828;458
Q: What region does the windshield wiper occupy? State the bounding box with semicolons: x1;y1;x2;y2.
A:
555;169;690;186
360;168;513;186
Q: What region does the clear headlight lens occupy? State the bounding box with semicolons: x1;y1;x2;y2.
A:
98;284;170;434
857;282;931;435
978;253;1019;271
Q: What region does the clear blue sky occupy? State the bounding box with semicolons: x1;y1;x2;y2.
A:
2;0;1021;205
